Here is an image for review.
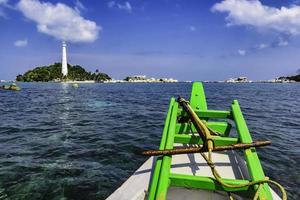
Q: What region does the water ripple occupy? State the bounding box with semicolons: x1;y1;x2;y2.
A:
0;82;299;199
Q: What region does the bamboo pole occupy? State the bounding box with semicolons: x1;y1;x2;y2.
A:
142;140;271;156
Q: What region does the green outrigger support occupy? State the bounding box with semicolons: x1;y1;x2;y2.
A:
147;82;274;200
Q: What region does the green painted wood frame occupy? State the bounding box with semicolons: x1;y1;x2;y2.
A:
147;82;272;200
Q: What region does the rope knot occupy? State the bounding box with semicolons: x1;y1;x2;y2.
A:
207;160;215;168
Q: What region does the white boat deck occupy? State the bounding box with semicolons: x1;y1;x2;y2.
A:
107;147;281;200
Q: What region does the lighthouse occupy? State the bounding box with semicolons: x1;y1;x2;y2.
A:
61;41;68;77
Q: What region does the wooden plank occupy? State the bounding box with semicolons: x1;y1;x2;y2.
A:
190;82;207;111
176;121;232;135
148;98;175;200
196;110;232;119
174;134;238;146
155;101;179;199
231;100;272;200
169;173;250;192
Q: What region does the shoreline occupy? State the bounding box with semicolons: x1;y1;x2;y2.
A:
7;81;300;84
2;80;300;84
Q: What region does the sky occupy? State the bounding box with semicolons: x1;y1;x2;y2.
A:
1;0;300;81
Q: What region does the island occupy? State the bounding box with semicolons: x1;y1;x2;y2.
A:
280;74;300;82
16;63;111;82
122;75;178;83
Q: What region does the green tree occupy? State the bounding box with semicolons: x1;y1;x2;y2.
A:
16;63;112;82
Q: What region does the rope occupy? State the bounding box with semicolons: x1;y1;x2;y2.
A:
200;151;287;200
198;125;287;200
181;99;287;200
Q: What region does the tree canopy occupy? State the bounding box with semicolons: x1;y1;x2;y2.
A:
286;75;300;82
280;70;300;82
16;63;111;82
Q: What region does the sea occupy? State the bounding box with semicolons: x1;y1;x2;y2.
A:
0;82;299;200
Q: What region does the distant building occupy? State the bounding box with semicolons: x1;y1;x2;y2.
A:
225;77;250;83
131;75;147;80
124;75;178;83
161;78;178;83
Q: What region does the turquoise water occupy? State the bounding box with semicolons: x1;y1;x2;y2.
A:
0;82;299;199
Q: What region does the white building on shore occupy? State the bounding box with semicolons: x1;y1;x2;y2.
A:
267;77;296;83
118;75;179;83
225;77;251;83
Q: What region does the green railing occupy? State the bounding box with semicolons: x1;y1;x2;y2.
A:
147;82;272;200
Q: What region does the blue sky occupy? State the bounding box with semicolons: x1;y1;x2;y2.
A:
1;0;300;81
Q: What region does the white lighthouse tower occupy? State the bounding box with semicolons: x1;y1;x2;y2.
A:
61;41;68;77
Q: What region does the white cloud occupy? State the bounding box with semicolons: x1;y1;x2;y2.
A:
107;1;116;8
14;39;28;47
277;39;289;46
74;0;85;13
118;2;132;13
107;1;132;13
17;0;100;43
189;26;196;31
0;8;5;18
238;49;246;56
0;0;8;5
212;0;300;35
258;43;268;49
0;0;8;18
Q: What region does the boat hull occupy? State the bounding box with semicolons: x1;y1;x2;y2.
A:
107;149;281;200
